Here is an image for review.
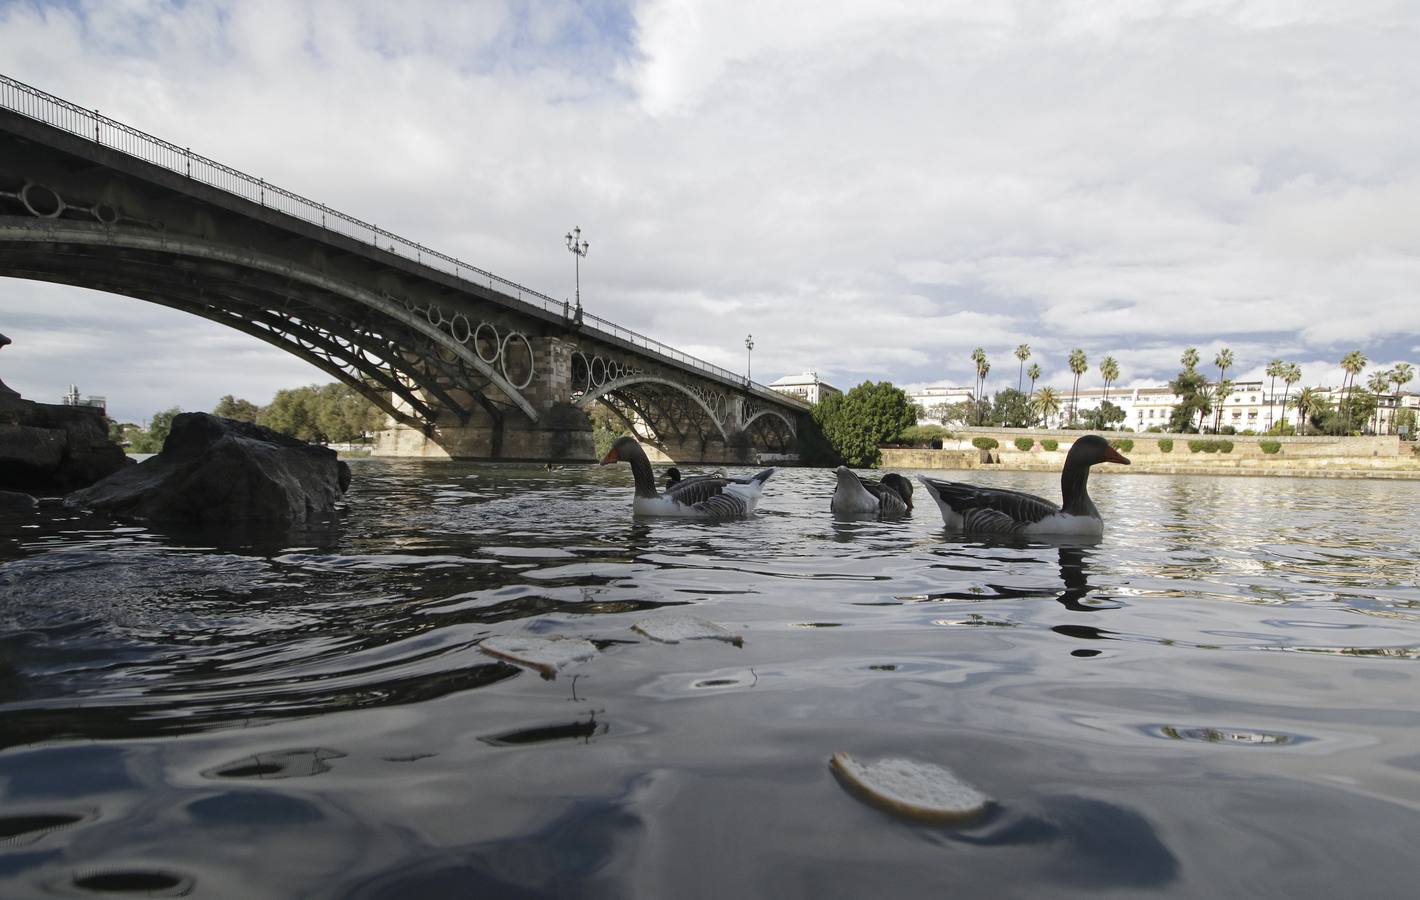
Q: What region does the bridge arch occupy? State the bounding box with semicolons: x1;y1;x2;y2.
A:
743;408;797;437
574;373;730;447
0;219;541;426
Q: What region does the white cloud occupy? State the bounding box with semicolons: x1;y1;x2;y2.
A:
2;0;1418;423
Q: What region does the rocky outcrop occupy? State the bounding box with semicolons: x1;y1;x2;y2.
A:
65;413;351;524
0;396;131;492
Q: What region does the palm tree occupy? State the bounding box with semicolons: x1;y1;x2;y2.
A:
1027;362;1042;396
1214;379;1235;432
1292;386;1323;436
1212;347;1234;432
1011;343;1033;391
1367;370;1392;434
1195;382;1217;432
970;348;991;426
970;346;986;405
1279;362;1301;432
1339;350;1367;434
1181;346;1200;372
1391;363;1415;435
1067;348;1088;425
1100;356;1120;405
977;361;991;424
1032;386;1062;428
1265;358;1284;432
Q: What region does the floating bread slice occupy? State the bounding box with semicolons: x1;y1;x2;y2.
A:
631;614;743;647
480;635;598;677
829;752;990;824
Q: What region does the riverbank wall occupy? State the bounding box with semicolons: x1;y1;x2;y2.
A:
880;429;1420;479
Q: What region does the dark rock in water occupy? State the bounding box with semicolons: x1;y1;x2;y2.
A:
0;489;37;515
0;396;131;492
65;413;351;524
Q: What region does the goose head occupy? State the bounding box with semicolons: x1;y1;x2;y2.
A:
1066;434;1131;469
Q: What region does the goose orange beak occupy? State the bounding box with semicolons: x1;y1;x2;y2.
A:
1104;447;1131;465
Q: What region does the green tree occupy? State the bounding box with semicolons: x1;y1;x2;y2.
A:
260;386;322;442
812;381;917;467
1031;386;1062;428
1014;344;1031;394
588;405;632;459
1067;348;1088;425
314;383;385;443
989;388;1031;428
1083;400;1125;431
1395;407;1417;440
927;401;974;427
1181;346;1201;372
213;394;261;423
130;407;182;453
1168;366;1209;433
1291;387;1325;436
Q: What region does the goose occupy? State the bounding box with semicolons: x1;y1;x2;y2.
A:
831;467;914;517
601;436;775;519
917;434;1129;537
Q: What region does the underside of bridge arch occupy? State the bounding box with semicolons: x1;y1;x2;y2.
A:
576;374;799;464
0;219;598;459
742;410;798;455
583;380;730;462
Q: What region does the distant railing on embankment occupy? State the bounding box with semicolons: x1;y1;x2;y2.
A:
883;429;1420;479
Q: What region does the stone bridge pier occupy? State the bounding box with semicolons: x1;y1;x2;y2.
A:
371;335;597;462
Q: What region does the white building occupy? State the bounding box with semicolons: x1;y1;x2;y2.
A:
62;384;107;412
768;371;842;405
902;384;977;425
1066;381;1419;434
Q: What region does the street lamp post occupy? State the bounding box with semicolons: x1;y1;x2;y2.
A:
565;225;589;323
745;334;754;386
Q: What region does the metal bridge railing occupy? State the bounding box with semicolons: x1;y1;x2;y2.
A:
0;73;801;405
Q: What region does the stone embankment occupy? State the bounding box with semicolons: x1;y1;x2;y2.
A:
881;429;1420;479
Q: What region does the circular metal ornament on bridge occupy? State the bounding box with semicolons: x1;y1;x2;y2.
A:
20;182;64;219
590;356;607;387
449;313;472;345
474;322;501;363
425;304;445;328
500;332;535;389
92;203;119;225
570;351;591;394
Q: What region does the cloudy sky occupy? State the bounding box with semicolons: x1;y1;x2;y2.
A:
2;0;1417;423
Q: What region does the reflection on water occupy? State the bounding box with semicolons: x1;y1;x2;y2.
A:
2;461;1419;897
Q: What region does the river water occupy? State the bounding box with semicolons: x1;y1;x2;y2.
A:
1;460;1418;898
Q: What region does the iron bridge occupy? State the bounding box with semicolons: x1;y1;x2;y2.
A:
0;74;807;463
